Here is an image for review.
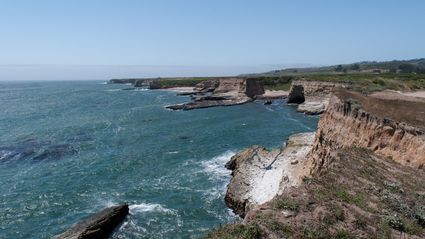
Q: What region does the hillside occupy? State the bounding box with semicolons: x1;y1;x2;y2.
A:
246;58;425;76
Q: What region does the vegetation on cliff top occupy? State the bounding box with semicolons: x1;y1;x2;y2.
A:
205;148;425;239
111;59;425;92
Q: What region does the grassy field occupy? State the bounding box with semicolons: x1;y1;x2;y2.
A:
155;77;212;88
298;73;425;93
122;72;425;93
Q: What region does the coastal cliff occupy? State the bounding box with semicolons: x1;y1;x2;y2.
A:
309;89;425;173
207;89;425;239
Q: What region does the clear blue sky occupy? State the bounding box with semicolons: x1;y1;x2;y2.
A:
0;0;424;80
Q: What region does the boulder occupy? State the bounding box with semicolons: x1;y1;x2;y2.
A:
264;100;272;105
55;204;129;239
297;101;326;115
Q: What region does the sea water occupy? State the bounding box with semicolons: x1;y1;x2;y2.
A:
0;81;318;238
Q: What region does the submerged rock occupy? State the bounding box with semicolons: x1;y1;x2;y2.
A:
264;100;272;105
55;204;129;239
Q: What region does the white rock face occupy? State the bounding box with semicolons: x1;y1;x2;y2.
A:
225;132;315;216
297;100;328;115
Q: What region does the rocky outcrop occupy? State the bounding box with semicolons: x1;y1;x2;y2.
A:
308;89;425;173
55;205;129;239
213;89;425;238
296;100;328;115
245;78;265;98
134;79;161;89
287;80;346;114
256;90;288;100
225;132;315;217
108;79;138;84
193;79;219;93
167;78;264;110
287;84;305;104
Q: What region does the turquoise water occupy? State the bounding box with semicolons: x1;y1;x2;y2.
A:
0;81;318;238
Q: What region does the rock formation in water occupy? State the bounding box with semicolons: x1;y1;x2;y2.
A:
167;78;264;110
287;84;305;104
134;79;162;89
108;79;138;84
55;204;129;239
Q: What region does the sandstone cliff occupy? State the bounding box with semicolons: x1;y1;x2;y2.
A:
308;89;425;173
208;89;425;238
287;80;345;115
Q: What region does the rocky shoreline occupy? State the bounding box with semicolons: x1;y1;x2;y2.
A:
207;87;425;238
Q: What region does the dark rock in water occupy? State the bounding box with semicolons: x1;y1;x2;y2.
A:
264;100;272;105
55;204;129;239
134;79;161;89
287;84;305;104
0;139;80;163
108;79;138;85
245;78;265;98
0;139;39;162
178;136;190;140
33;144;77;161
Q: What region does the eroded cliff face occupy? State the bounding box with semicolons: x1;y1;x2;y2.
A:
308;90;425;174
292;80;346;97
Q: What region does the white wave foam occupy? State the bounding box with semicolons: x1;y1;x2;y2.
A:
129;203;174;214
265;106;275;112
165;151;179;154
105;89;121;92
201;151;235;181
135;88;149;91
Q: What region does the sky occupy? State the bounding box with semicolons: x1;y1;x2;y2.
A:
0;0;424;80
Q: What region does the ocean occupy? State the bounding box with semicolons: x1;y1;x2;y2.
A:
0;81;318;238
